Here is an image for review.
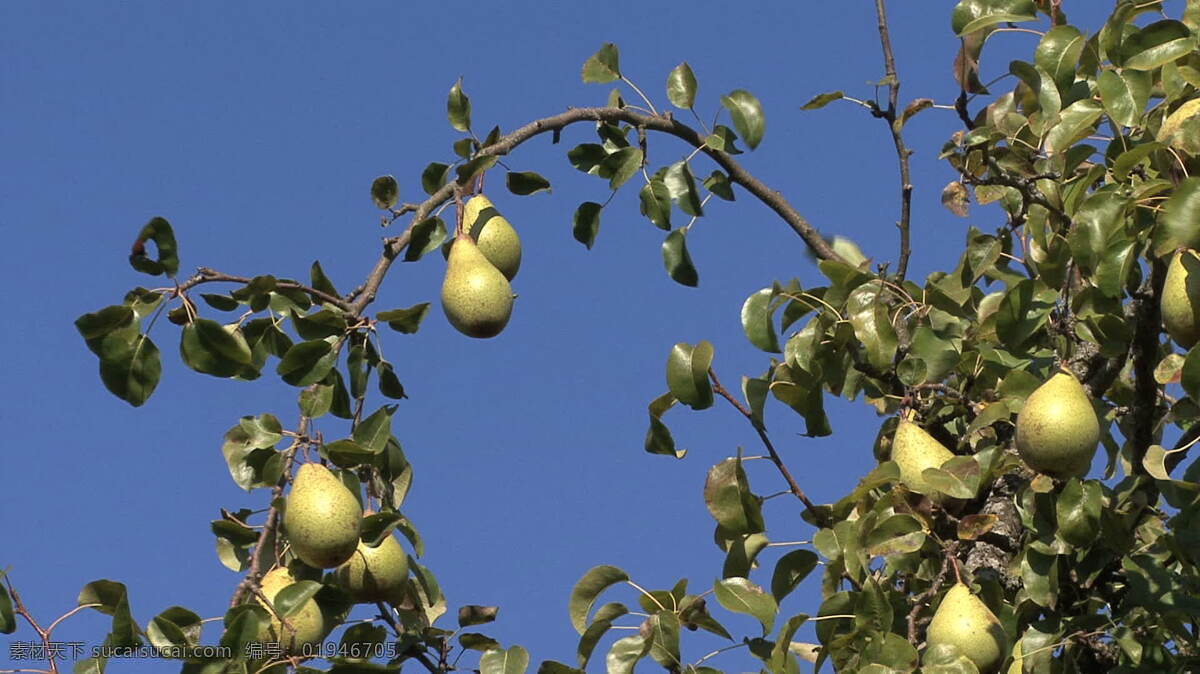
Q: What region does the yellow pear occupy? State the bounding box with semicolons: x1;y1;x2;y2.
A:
441;235;514;338
1162;249;1200;349
1007;640;1024;674
927;582;1007;674
463;194;522;281
891;417;955;495
334;529;410;603
1015;370;1099;478
284;463;362;568
257;567;325;653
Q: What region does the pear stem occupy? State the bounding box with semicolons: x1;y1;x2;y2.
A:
949;555;963;584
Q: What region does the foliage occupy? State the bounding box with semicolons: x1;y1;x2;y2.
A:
5;1;1200;673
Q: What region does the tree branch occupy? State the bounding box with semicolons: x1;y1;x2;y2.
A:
708;368;831;528
177;268;353;313
874;0;913;281
349;106;844;316
4;580;59;674
1128;261;1167;473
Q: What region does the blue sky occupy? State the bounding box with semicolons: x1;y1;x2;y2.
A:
2;2;1124;672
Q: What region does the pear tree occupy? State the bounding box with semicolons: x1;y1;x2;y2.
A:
5;0;1200;672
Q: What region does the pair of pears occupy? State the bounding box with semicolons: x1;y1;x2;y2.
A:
282;463;410;600
893;369;1098;489
442;195;522;338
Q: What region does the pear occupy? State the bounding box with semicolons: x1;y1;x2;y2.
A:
1162;249;1200;348
891;417;956;495
926;582;1007;674
441;235;514;338
334;528;410;603
257;566;325;653
1015;370;1099;478
284;463;362;568
1007;640;1024;674
463;194;522;281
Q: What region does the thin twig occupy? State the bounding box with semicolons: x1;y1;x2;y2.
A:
4;581;58;674
907;549;954;644
873;0;913;281
176;268;352;313
708;368;831;528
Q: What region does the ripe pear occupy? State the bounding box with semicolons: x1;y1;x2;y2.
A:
441;235;514;338
1015;370;1099;478
334;529;410;603
1162;249;1200;348
926;582;1007;674
463;194;521;281
891;418;956;495
284;463;362;568
257;567;325;653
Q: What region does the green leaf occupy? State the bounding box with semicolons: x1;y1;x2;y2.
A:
455;155;498;185
79;580;140;648
581;43;621;84
606;632;651;674
507;171;551;196
722;532;769;579
666;62;697;109
704;457;765;535
353;405;396;454
863;514;927;556
1009;61;1061;133
996;280;1057;349
1123;20;1198;70
377;303;431;334
128;216;180;278
1035;26;1085;93
0;585;14;634
457;605;499;629
370;175;399;210
1056;478;1102;547
481;646;529;674
664;161;703;216
703;171;735;201
377;361;407;400
665;341;714;410
951;0;1037;36
577;614;620;667
647;611;682;669
713;577;777;635
421;162;452;196
770;550;818;602
292;308;348;341
447;77;471;132
662;229;699;287
720;90;765;150
404;217;448;262
573;202;602;249
705;125;743;154
309;260;340;299
569;565;630;634
645;392;685;459
76;305;135;342
741;288;781;353
1156;177;1200;255
800;91;844;110
537;662;584;674
638;180;672;230
567;144;608;175
1021;546;1059;608
1097;69;1151;128
97;332;161;406
846;281;898;370
1049;100;1106;158
275;339;336;386
597;147;642;190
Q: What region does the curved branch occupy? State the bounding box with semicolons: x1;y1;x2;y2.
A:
874;0;913;281
177;268;353;313
349;106;843;316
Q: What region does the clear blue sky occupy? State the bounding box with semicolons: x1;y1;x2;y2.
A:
2;2;1121;672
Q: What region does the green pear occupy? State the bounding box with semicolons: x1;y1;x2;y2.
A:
463;194;522;281
1162;249;1200;348
1007;640;1024;674
334;528;410;603
284;463;362;568
257;566;325;653
926;582;1007;674
891;417;956;495
1015;370;1099;478
441;235;514;338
